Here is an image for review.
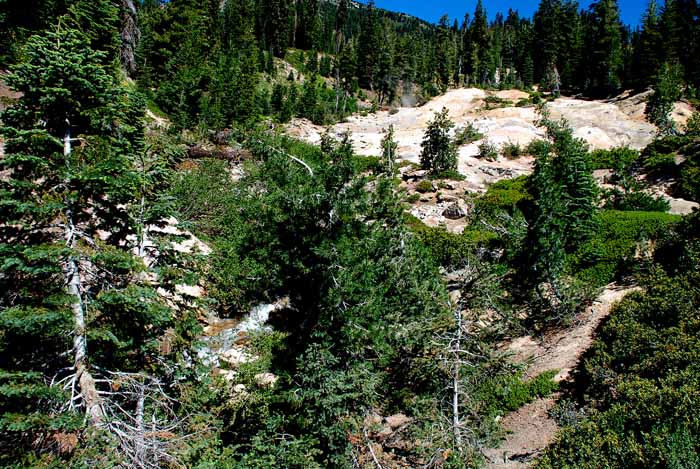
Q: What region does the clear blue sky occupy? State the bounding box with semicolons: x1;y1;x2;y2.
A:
360;1;649;27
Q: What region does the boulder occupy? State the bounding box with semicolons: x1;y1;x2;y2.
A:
443;200;470;220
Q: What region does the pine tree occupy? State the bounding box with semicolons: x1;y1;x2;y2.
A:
260;0;291;57
631;0;663;88
471;0;492;85
435;15;456;91
380;124;398;176
420;108;458;175
0;20;174;461
528;110;598;282
586;0;624;96
357;0;382;90
646;61;685;134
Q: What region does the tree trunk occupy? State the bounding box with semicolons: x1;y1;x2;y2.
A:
63;122;103;426
452;306;462;447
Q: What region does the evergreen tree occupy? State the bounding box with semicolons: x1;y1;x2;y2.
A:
380;124;398;176
586;0;624;96
0;20;172;460
471;0;492;85
646;61;685;134
435;15;457;91
528;110;598;282
420;108;458;175
631;0;663;89
357;0;382;90
260;0;291;57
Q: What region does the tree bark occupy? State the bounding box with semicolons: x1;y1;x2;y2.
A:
63;121;103;426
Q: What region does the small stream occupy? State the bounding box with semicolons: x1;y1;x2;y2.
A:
196;302;279;368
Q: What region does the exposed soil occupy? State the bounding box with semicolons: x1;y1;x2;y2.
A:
482;284;639;468
286;88;673;193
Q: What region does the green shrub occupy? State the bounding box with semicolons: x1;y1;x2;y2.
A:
516;98;531;107
351;155;381;174
416;180;435;193
406;216;498;268
536;267;700;469
525;139;548;156
454;122;484;145
643;151;676;174
589;147;639;171
476;176;533;214
502;141;523;159
477;370;559;415
484;95;513;109
602;188;671;212
405;193;420;203
678;166;700;202
477;140;498;161
568;210;680;287
685;111;700;137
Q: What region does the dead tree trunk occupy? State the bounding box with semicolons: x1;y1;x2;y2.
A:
63;121;103;426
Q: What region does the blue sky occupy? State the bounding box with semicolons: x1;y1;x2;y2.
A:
361;1;648;27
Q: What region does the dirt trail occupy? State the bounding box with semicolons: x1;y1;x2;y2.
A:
483;284;639;468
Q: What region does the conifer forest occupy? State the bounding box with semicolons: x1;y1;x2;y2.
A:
1;0;700;467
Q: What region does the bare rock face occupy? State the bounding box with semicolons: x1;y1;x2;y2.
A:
254;373;278;388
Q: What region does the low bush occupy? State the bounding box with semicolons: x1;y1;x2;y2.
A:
525;139;548;156
477;369;559;415
602;188;671;212
643;151;676;174
415;180;435;193
567;210;680;287
454;122;484;146
536;259;700;468
406;216;499;268
502;141;523;160
477;140;499;161
476;176;533;215
588;147;639;171
484;95;513;109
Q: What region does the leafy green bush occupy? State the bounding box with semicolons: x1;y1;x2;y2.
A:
476;370;559;415
589;147;639;171
484;95;513;109
476;176;533;214
643;151;676;174
536;257;700;468
678;166;700;202
602;188;671;212
405;193;421;203
525;139;548;156
454;122;484;146
416;180;435;193
477;140;499;161
568;210;680;287
406;216;498;268
502;141;523;159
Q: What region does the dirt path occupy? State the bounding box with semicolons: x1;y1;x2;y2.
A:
483;284;639;468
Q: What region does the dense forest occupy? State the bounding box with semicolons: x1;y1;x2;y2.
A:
1;0;699;467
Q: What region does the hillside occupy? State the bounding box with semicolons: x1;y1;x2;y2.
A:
2;0;700;468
